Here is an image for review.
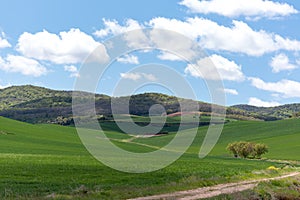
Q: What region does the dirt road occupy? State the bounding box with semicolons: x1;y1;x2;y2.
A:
129;172;300;200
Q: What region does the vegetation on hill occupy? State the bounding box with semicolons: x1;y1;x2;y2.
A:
232;104;300;120
0;85;219;123
0;85;299;124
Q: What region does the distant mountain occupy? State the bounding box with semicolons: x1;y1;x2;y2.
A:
0;85;109;123
0;85;209;124
0;85;298;124
231;104;300;120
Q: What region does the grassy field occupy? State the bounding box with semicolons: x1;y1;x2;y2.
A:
1;116;300;199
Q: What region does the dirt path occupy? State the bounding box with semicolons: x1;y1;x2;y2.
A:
102;137;185;153
129;172;300;200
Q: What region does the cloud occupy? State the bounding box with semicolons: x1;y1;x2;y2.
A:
157;52;183;61
143;73;157;81
179;0;298;19
94;19;149;49
94;17;300;57
149;29;198;61
120;72;157;81
224;88;238;95
0;55;47;77
17;28;108;64
94;18;143;38
270;53;298;73
94;20;199;60
149;17;300;56
248;97;280;107
185;54;245;81
116;54;139;64
64;65;79;77
249;77;300;98
0;32;11;48
0;83;11;89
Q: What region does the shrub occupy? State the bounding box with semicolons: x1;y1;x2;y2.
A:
254;143;269;158
226;143;238;158
227;141;268;159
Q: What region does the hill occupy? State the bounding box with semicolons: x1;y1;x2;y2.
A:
232;104;300;120
0;85;298;124
0;85;111;123
1;116;300;199
0;85;218;124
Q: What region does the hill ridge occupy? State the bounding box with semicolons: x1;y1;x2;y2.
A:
0;85;299;123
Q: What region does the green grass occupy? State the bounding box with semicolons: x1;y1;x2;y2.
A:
131;118;300;160
1;117;300;199
207;119;300;160
208;175;300;200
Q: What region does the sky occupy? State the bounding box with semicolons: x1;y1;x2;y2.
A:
0;0;300;107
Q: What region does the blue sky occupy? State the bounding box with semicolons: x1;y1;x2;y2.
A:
0;0;300;107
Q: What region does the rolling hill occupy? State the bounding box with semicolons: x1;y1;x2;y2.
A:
0;85;299;124
1;115;300;199
232;104;300;119
0;85;219;124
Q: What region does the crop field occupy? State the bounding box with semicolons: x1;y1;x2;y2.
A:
1;116;300;199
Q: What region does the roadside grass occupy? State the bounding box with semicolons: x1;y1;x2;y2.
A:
207;175;300;200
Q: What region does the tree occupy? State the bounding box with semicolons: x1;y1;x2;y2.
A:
238;141;255;158
254;143;268;159
226;141;268;159
226;142;238;158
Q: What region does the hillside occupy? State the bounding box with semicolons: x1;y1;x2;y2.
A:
232;104;300;120
0;85;71;109
0;85;216;124
0;85;298;124
1;116;300;199
0;85;111;123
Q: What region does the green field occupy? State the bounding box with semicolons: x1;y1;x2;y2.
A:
1;116;300;199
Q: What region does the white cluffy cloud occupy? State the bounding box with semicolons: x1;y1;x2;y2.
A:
224;88;238;95
17;28;108;64
64;65;79;78
270;53;298;73
94;18;143;38
149;17;300;56
94;19;150;50
249;77;300;98
157;52;183;61
248;97;280;107
179;0;298;19
120;72;157;81
94;17;300;57
0;55;47;77
185;54;244;81
0;32;11;48
117;54;139;64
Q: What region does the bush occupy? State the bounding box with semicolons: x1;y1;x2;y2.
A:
254;143;269;158
226;141;268;159
226;143;238;158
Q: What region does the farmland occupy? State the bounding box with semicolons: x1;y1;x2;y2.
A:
1;116;300;199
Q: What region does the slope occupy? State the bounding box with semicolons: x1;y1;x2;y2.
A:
232;103;300;119
1;116;300;199
0;85;285;124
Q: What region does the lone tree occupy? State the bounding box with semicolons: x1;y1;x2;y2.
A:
226;143;238;158
254;143;268;159
226;141;268;159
